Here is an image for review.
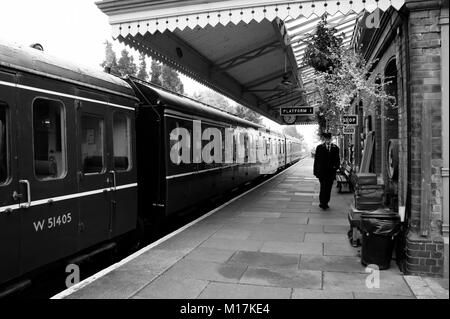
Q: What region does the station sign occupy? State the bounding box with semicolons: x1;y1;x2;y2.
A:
343;127;356;134
280;107;313;116
342;115;358;125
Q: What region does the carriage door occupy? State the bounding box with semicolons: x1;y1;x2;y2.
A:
0;71;20;284
110;110;137;237
14;87;79;275
76;99;113;250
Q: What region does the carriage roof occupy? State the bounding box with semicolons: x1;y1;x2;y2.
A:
0;40;135;99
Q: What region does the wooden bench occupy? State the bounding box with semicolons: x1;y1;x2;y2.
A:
336;163;353;193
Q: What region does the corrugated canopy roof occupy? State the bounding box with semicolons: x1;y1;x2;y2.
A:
97;0;405;124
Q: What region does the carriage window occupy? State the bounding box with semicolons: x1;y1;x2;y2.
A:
33;98;66;180
113;113;131;171
0;103;8;184
81;115;104;174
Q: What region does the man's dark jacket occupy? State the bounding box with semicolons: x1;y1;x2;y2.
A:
313;143;340;180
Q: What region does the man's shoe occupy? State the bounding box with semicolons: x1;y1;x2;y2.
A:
324;204;329;209
319;204;326;210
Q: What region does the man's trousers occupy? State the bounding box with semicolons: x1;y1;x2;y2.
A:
319;178;334;206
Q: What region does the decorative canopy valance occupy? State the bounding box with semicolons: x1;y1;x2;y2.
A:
97;0;405;124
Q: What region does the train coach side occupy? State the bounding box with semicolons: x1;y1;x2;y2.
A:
128;78;290;221
0;41;138;287
285;135;303;165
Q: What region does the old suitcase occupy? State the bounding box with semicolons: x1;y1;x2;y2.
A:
355;185;384;196
354;194;384;210
354;173;377;186
354;184;384;210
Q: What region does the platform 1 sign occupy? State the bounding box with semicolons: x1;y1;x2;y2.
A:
343;127;355;134
280;107;313;115
342;115;358;125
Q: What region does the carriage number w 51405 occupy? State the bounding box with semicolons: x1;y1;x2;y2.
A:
33;213;72;232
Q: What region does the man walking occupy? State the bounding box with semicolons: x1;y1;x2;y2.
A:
313;132;340;210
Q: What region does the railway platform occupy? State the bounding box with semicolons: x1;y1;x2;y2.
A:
54;158;422;299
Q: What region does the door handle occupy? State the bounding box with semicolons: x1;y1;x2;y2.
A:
109;171;117;191
18;180;31;209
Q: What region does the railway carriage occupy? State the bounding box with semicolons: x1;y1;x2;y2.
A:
0;41;138;287
129;78;290;221
0;40;303;291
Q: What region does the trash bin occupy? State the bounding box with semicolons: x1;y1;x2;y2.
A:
360;209;401;270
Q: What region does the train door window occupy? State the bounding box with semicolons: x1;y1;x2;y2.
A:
244;133;249;162
33;98;66;180
113;112;131;171
81;114;104;174
0;103;8;184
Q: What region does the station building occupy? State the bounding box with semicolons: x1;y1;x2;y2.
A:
96;0;449;277
338;0;448;277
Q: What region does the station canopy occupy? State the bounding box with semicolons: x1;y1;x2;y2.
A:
97;0;405;124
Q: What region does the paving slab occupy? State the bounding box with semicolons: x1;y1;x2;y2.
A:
404;276;449;299
185;247;237;263
292;288;353;299
200;237;264;251
161;259;247;283
299;255;365;273
260;241;323;255
323;225;350;234
260;217;309;225
227;251;300;270
198;282;292;299
133;277;209;299
154;230;218;254
324;242;360;257
304;233;349;243
120;249;187;274
240;267;322;289
225;217;265;224
323;271;414;296
353;292;415;299
239;212;282;218
209;228;251;240
248;230;304;242
308;218;349;226
66;269;158;299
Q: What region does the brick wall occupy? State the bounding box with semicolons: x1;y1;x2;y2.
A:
406;233;444;276
357;1;445;276
407;6;443;236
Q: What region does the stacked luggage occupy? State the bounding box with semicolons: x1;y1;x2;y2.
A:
347;173;385;246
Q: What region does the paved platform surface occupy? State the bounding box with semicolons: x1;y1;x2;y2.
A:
57;158;446;299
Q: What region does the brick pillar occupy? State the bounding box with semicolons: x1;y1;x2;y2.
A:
439;4;449;279
404;0;445;277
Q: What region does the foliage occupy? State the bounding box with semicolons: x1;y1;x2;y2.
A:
303;15;344;73
136;53;148;81
314;48;396;134
150;60;184;94
161;64;184;94
117;49;137;77
282;126;304;141
150;60;162;86
235;105;263;125
192;91;262;124
100;40;118;73
303;18;397;136
193;90;235;113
